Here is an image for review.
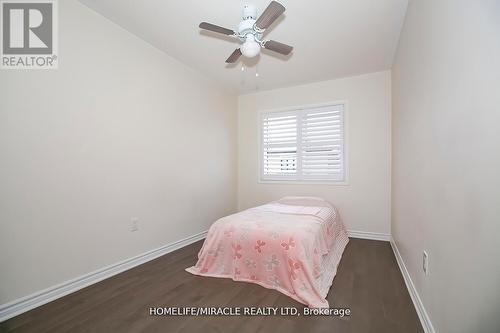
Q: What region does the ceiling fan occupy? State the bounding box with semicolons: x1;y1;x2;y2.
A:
199;1;293;63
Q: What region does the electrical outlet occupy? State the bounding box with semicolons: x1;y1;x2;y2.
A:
423;251;429;275
130;218;139;232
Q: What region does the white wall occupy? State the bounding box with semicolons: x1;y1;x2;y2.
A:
0;0;237;304
392;1;500;332
238;71;391;235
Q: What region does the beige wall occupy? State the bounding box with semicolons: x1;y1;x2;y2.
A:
238;71;392;234
392;1;500;332
0;0;237;304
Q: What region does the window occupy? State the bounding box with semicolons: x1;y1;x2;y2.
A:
260;103;346;183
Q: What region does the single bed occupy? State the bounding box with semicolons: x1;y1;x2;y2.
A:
186;196;349;308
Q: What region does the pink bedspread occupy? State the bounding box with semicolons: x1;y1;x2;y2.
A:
186;197;349;308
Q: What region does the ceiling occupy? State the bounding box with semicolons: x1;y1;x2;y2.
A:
78;0;408;94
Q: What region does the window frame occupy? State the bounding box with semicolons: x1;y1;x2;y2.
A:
258;101;349;185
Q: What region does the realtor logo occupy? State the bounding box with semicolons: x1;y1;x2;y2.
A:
1;0;58;69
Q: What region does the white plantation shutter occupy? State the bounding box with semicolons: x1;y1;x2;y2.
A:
301;105;344;181
261;103;345;182
262;111;298;179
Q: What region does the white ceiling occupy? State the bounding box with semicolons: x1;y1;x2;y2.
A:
78;0;408;94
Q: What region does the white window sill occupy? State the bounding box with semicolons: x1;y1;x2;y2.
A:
258;179;349;186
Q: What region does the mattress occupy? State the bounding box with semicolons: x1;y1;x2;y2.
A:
186;196;349;308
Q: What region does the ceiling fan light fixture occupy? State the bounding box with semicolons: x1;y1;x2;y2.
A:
199;1;292;63
241;35;261;58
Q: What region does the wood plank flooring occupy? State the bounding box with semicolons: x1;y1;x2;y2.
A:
0;238;423;333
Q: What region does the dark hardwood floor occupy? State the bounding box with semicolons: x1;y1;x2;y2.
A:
0;238;423;333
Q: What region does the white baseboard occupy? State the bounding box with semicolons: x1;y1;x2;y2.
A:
0;230;208;322
390;237;436;333
347;230;391;241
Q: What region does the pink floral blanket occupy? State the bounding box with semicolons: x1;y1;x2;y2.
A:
186;197;349;308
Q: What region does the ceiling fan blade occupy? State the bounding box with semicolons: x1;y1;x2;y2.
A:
225;48;242;63
199;22;235;35
255;1;285;30
263;40;293;55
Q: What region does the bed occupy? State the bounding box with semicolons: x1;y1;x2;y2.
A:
186;196;349;308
